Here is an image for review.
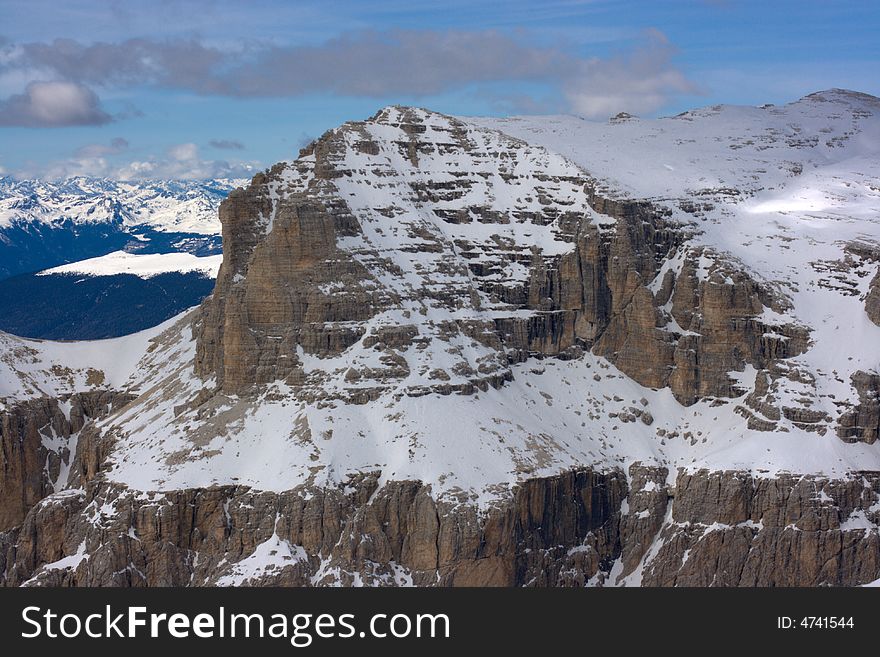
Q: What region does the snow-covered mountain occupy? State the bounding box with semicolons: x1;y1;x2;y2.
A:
0;176;240;234
0;176;239;280
2;90;880;587
0;177;237;339
37;251;223;279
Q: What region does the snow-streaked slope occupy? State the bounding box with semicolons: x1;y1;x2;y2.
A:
37;251;222;279
0;309;198;409
473;88;880;422
0;177;244;234
103;351;880;500
471;90;880;201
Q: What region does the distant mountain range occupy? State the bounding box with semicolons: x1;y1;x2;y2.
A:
0;176;241;338
0;176;240;279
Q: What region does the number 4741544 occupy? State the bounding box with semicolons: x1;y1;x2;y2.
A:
777;617;854;629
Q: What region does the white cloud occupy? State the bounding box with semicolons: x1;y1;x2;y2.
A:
24;137;131;178
112;153;258;181
74;137;129;158
14;138;258;181
563;29;698;119
167;142;199;161
0;80;112;126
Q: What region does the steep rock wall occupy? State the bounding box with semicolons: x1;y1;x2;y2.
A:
0;390;133;531
4;462;877;587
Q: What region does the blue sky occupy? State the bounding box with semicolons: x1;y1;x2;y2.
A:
0;0;877;179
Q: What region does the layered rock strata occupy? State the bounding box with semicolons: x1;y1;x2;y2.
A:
195;107;808;415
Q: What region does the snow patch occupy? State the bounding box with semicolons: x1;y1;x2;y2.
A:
38;251;222;279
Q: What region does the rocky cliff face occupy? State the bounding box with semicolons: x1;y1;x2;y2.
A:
4;465;626;587
0;390;133;531
640;469;880;586
2;92;880;587
3;451;877;586
194;107;807;413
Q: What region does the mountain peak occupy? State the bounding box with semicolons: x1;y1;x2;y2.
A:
798;87;880;107
105;92;880;496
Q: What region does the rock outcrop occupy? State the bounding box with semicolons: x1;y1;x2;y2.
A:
0;390;133;531
866;269;880;326
837;371;880;444
641;470;880;586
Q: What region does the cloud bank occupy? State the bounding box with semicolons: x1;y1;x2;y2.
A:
0;27;696;179
1;29;696;120
114;141;258;180
21;139;257;180
563;30;696;118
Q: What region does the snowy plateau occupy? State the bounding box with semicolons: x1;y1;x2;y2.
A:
1;89;880;587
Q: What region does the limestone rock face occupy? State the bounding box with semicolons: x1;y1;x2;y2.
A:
4;462;878;587
640;470;880;586
592;246;809;405
618;464;670;578
3;465;628;587
0;390;132;532
837;371;880;444
196;176;381;393
866;269;880;326
194;106;805;413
